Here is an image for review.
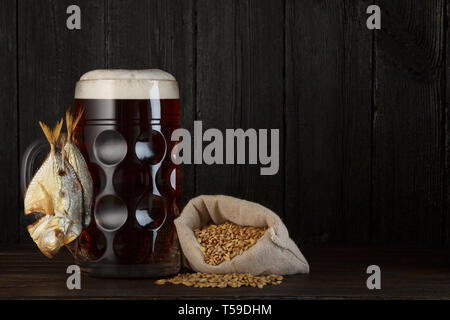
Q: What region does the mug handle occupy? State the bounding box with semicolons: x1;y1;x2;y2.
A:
20;139;48;197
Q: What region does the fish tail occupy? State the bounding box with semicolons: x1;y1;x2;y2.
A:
65;106;73;140
53;118;63;141
38;121;53;146
39;119;63;151
66;106;83;141
73;107;84;132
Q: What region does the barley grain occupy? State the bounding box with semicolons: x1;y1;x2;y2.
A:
155;272;283;289
194;221;266;266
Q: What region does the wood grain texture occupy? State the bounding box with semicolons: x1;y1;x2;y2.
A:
285;0;373;244
196;0;285;217
18;0;106;240
1;245;450;299
107;0;195;206
0;0;18;243
0;0;447;246
446;0;450;246
372;0;445;244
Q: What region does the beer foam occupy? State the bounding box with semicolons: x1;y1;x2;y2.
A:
75;69;179;99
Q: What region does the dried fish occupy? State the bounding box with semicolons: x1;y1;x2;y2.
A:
24;119;64;216
24;120;83;258
63;107;93;226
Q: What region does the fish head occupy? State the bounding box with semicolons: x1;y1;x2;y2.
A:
25;119;84;258
38;227;65;258
27;214;66;258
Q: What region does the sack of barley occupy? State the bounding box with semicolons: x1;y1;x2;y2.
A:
174;195;309;275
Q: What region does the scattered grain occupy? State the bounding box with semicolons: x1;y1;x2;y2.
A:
155;272;283;289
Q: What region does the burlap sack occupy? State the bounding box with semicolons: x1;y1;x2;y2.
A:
174;195;309;275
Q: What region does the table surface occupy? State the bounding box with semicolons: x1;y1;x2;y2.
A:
1;245;449;299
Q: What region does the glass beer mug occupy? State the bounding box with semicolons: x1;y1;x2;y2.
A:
22;69;182;277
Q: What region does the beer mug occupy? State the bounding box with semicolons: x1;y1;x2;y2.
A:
22;69;182;277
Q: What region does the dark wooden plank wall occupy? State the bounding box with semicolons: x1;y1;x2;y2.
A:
285;0;373;244
0;0;448;246
373;0;446;244
0;0;18;243
196;0;285;217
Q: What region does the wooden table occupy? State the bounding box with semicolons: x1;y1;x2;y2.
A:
1;245;449;299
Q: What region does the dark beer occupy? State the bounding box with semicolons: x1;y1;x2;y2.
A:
72;70;181;277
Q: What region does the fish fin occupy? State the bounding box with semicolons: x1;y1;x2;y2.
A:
39;121;53;145
53;118;63;142
65;106;73;140
39;119;63;149
24;182;54;215
72;107;84;134
66;106;83;141
61;139;66;165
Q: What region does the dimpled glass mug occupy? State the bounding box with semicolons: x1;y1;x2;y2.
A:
20;69;182;277
72;69;182;277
